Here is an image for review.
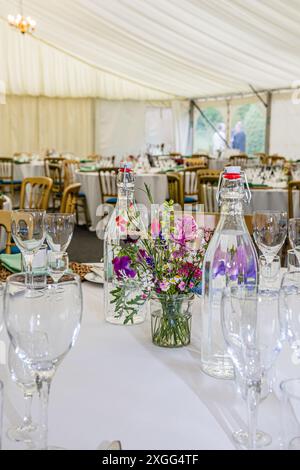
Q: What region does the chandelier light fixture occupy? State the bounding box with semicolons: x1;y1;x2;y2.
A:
8;0;36;35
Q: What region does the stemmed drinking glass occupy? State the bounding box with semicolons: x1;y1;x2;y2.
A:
253;211;287;283
288;218;300;263
45;214;75;252
222;286;282;449
7;345;37;444
281;270;300;364
4;273;82;450
47;252;69;285
11;210;46;291
253;211;287;263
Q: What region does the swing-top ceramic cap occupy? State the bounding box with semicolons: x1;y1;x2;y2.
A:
224;166;241;179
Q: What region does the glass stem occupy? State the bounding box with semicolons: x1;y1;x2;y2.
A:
247;380;260;450
23;252;34;288
23;392;33;427
36;375;51;450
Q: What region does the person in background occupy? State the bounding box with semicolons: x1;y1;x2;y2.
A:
212;123;226;158
232;121;246;152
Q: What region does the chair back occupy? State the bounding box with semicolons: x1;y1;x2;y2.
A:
182;167;206;200
98;156;116;168
0;210;14;254
20;177;53;210
60;183;81;214
98;168;118;203
0;158;14;182
229;154;248;168
63;160;80;188
197;170;221;212
288;180;300;219
185;155;208;168
266;155;286;167
167;173;184;207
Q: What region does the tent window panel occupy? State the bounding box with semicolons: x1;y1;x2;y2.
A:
193;106;227;157
230;102;266;155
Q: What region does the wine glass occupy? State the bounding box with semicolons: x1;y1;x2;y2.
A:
288;218;300;263
7;344;37;444
4;273;82;450
47;252;69;285
253;211;287;264
281;270;300;363
280;378;300;450
11;210;46;291
222;286;282;449
45;214;75;252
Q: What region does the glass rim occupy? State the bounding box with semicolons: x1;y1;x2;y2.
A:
5;272;80;285
151;292;194;302
280;378;300;400
45;213;75;218
12;209;46;213
253;210;287;215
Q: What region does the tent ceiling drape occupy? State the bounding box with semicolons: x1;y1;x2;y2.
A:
2;0;300;99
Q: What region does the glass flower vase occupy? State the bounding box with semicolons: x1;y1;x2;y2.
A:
150;294;194;348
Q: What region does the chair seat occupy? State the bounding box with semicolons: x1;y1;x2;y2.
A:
184;196;198;203
0;246;20;255
0;180;22;185
105;197;117;204
78;192;86;198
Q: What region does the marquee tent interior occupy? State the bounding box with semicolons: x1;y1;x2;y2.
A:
1;0;300;158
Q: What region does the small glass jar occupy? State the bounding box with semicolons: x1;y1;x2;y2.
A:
150;294;194;348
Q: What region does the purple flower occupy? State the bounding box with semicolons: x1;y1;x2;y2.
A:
173;216;198;245
178;281;186;291
112;256;136;280
213;244;257;283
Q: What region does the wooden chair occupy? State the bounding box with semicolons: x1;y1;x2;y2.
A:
98;168;118;205
98;156;116;168
229;154;248;168
184;155;209;168
0;157;21;204
44;158;64;209
167;173;184;207
182;166;207;205
288;180;300;219
63;160;90;225
266;155;286;167
197;170;221;212
60;183;81;214
19;177;53;210
0;210;14;254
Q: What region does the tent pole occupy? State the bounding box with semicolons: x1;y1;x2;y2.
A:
189;100;194;154
265;92;272;154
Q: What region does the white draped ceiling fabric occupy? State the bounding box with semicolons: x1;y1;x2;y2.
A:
1;0;300;157
2;0;300;99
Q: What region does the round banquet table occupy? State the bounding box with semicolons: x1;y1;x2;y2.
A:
0;278;298;450
76;171;169;231
13;162;45;181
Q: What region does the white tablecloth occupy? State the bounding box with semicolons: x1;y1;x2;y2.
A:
0;280;299;450
13;162;44;181
76;171;169;230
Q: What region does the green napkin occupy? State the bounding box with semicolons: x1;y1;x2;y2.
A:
80;166;97;172
0;253;22;273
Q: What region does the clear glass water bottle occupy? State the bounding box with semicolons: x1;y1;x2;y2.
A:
104;163;148;325
200;166;258;379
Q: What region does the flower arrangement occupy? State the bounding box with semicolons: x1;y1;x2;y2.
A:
110;194;213;339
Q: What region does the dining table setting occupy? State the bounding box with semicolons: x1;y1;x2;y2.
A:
0;164;299;452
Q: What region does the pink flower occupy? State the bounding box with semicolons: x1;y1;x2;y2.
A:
159;281;170;292
142;293;148;300
173;216;198;245
116;215;128;233
151;218;161;238
178;281;186;291
189;282;195;289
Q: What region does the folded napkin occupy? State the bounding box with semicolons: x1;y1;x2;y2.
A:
80;166;97;172
0;253;22;273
